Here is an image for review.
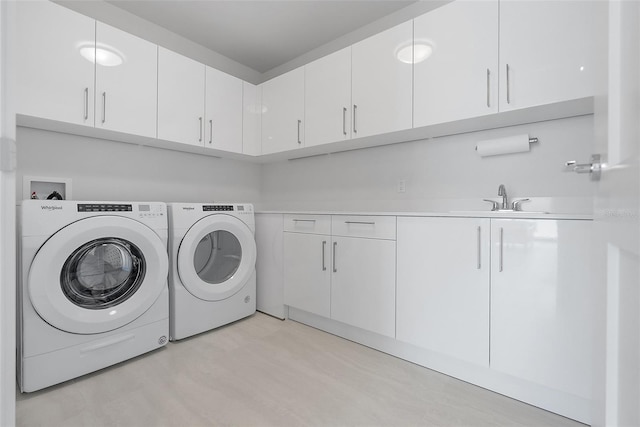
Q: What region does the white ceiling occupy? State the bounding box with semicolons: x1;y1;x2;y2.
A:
105;0;417;73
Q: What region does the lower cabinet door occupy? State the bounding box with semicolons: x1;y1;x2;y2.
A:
396;217;490;365
283;232;330;317
330;236;396;338
490;219;595;399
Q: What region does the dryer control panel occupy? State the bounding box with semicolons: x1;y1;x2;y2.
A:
203;205;234;212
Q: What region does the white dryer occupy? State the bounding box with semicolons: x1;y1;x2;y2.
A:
18;200;169;392
168;203;256;340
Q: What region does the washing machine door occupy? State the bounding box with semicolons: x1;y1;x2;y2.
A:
177;214;256;301
28;216;168;334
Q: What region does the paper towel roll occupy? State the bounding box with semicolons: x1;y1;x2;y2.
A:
475;134;531;157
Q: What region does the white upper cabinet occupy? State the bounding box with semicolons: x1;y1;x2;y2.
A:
351;21;413;139
413;1;498;127
205;67;243;153
261;67;305;154
158;47;205;146
95;22;157;138
16;1;95;127
242;82;262;156
397;217;490;366
490;219;595;400
304;47;352;147
499;0;607;111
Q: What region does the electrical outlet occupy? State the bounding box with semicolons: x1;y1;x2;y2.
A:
397;179;406;193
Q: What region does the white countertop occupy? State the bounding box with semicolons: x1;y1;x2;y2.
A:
256;210;593;221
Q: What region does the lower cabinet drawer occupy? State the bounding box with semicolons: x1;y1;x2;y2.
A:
331;215;396;240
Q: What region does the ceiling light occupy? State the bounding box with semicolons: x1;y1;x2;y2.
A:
78;43;124;67
396;43;433;64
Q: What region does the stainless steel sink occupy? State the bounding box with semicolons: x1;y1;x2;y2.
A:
449;210;549;215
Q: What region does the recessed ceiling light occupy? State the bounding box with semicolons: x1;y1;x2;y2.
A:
78;43;124;67
396;42;433;64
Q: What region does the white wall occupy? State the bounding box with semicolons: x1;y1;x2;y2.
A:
260;115;596;213
16;127;261;204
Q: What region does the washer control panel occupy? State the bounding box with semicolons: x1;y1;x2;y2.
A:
78;203;132;212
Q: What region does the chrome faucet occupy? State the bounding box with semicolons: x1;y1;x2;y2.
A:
498;184;508;209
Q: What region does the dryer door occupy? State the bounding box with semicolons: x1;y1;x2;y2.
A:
177;214;256;301
28;216;168;334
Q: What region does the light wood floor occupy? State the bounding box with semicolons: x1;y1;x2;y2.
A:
17;313;585;427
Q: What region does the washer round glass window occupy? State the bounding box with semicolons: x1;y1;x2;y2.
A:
194;230;242;284
60;238;146;309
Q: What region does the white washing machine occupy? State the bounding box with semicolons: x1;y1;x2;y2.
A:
18;200;169;392
168;203;256;340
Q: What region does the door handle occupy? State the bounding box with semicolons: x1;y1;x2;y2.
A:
499;227;504;272
209;119;213;144
101;92;106;124
199;117;203;143
322;241;327;271
506;64;511;104
297;120;302;144
83;87;89;121
342;107;347;136
477;226;481;269
353;105;358;134
333;241;337;273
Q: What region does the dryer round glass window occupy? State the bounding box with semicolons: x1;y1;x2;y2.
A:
193;230;242;284
60;238;146;309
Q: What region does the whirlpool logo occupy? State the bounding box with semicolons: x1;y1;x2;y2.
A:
182;207;195;211
40;205;63;211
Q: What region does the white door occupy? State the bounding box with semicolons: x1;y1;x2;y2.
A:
177;215;256;301
28;216;169;334
261;67;305;154
205;66;243;153
330;236;396;338
95;22;157;138
593;2;640;425
490;219;595;404
351;20;412;139
305;47;352;147
499;0;607;111
283;232;331;318
396;217;490;366
16;1;95;126
0;1;16;424
413;0;498;127
157;47;205;146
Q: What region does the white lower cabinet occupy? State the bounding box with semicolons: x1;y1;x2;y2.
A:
283;231;331;318
490;219;595;399
283;215;396;337
396;217;490;365
331;235;396;338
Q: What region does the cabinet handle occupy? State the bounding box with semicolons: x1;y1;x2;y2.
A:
101;92;106;124
499;227;504;272
322;240;327;271
477;226;482;269
333;241;337;273
353;105;358;134
506;64;511;104
345;221;375;225
199;117;203;142
342;107;347;136
292;219;315;223
297;119;302;144
83;87;88;120
486;69;490;108
209;119;213;144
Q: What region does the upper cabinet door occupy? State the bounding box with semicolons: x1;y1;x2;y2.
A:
242;82;262;156
205;67;243;153
499;0;607;111
158;47;205;146
261;67;305;155
413;1;498;128
16;1;95;127
305;47;352;147
351;21;413;139
95;22;157;138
